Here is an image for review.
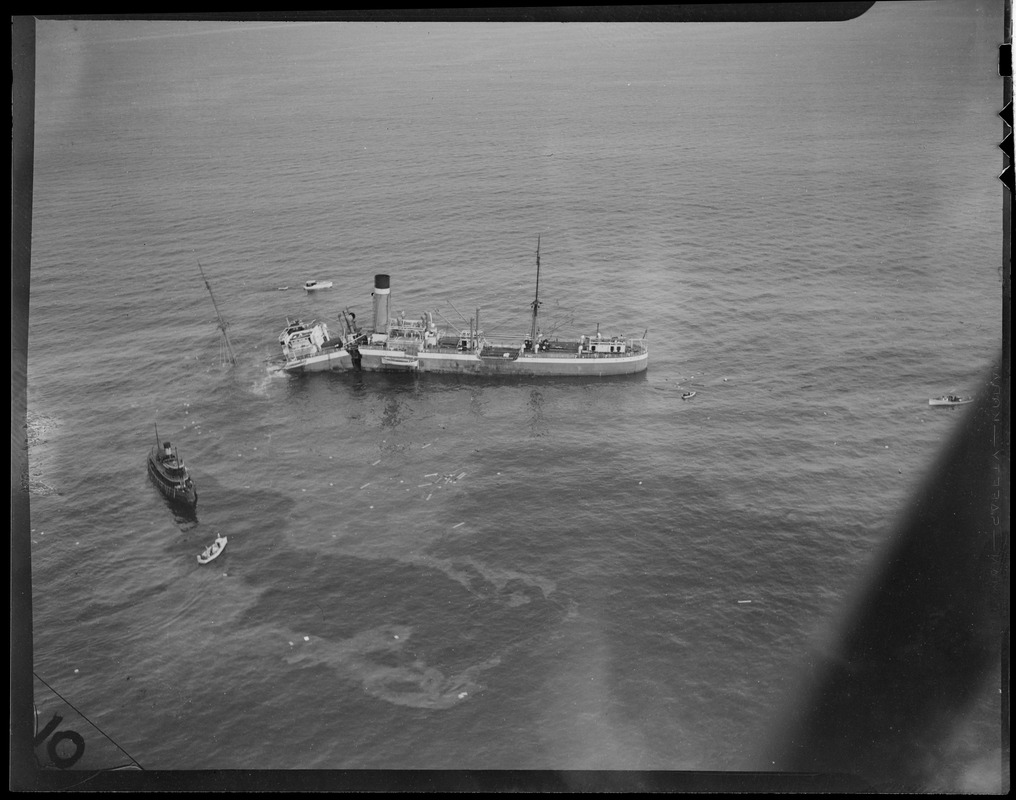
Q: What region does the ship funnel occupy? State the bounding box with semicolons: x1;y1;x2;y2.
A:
163;442;172;455
372;274;391;332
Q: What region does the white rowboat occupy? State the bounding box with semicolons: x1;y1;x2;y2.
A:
197;535;228;565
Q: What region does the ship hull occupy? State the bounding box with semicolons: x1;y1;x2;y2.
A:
278;264;650;378
147;457;198;506
366;347;648;376
283;347;648;376
281;348;356;373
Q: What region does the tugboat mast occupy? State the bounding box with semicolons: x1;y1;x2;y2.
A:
198;261;237;366
529;236;542;345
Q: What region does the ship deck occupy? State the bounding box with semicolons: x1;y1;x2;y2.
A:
406;340;648;360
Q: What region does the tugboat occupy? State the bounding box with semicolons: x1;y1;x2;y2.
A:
147;429;197;507
278;239;649;377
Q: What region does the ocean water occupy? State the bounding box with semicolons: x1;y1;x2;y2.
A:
21;4;1005;790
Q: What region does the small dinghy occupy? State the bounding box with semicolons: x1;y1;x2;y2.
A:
197;535;228;565
681;391;696;400
303;280;333;292
929;395;972;407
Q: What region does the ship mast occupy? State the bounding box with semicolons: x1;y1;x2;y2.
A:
529;236;542;345
197;261;237;366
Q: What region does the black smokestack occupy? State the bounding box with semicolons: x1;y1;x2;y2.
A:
372;274;390;333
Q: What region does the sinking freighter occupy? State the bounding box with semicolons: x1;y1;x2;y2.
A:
277;241;649;377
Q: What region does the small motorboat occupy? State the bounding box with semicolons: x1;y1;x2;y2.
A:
197;535;228;565
681;391;696;400
303;280;333;292
929;395;973;407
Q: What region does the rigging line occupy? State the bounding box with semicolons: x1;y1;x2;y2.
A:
473;311;526;332
443;299;471;325
435;309;460;331
32;671;145;770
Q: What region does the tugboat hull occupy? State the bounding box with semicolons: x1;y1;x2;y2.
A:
147;441;198;507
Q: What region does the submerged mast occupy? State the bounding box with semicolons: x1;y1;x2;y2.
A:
198;261;237;366
529;236;542;344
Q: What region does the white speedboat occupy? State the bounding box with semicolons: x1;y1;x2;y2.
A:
197;535;228;564
303;280;333;292
929;395;973;407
